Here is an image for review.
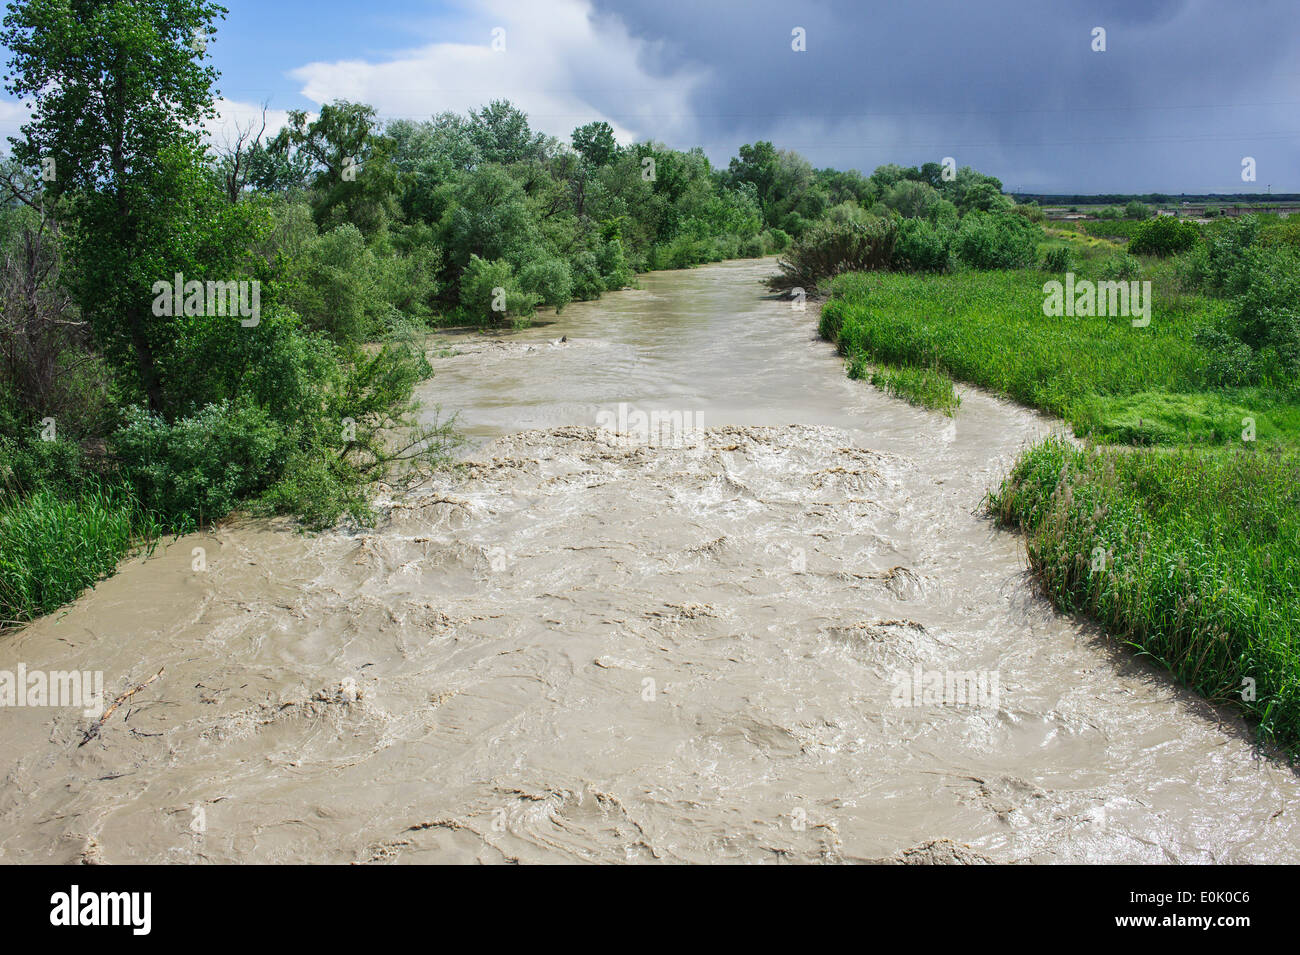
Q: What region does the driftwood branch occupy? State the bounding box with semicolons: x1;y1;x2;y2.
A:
78;667;165;747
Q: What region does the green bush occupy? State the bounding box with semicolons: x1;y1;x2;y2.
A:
518;256;574;310
596;237;634;288
881;180;939;219
111;399;287;527
458;255;539;323
1129;216;1199;256
768;216;899;291
1012;202;1046;223
893;217;951;272
929;199;959;229
371;240;442;328
952;211;1040;270
764;228;791;252
1259;216;1300;253
1188;237;1300;391
569;249;606;299
1040;245;1073;273
1098;253;1141;281
0;432;90;499
285;223;379;341
1177;216;1260;295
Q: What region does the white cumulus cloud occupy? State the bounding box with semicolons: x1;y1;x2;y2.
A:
287;0;708;146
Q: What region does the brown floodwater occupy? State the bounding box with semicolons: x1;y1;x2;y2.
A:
2;258;1298;864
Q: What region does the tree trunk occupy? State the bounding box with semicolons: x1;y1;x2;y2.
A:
111;67;164;416
125;300;164;414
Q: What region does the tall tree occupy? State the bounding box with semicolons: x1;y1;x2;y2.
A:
270;100;397;235
469;100;552;166
571;121;619;168
3;0;227;412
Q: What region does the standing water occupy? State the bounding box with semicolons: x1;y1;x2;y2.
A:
1;258;1296;863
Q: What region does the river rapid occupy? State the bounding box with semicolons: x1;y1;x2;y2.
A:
2;257;1297;864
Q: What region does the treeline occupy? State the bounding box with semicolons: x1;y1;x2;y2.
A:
1012;193;1300;206
766;161;1039;291
226;101;787;331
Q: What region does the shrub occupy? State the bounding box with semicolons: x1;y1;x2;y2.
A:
1098;253;1141;281
767;216;899;291
111;399;287;527
1193;327;1260;387
596;237;634;288
929;199;959;229
0;432;90;499
764;228;791;252
569;249;606;299
881;180;939;219
458;255;539;322
1260;216;1300;253
1177;216;1260;295
1184;237;1300;391
518;256;574;310
372;241;442;328
893;217;951;272
952;212;1040;270
1124;200;1152;220
1012;201;1045;223
823;202;874;228
1129;216;1199;256
286;223;379;341
959;181;1012;214
1040;245;1073;273
254;449;350;528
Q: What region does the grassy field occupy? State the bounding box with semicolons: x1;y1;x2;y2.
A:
819;246;1300;750
1077;219;1151;241
820;268;1296;446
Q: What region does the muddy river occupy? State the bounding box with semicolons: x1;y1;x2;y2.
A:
2;258;1297;863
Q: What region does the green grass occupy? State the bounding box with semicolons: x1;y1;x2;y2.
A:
1041;227;1126;261
1077;389;1300;446
1079;219;1147;241
847;353;961;415
988;438;1300;750
819;268;1298;446
0;484;162;627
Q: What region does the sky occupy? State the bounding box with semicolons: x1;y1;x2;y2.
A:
6;0;1300;193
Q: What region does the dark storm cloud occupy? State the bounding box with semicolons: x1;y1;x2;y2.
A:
590;0;1300;192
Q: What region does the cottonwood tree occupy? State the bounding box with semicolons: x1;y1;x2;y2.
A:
270;101;399;235
2;0;227;413
571;121;619;168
